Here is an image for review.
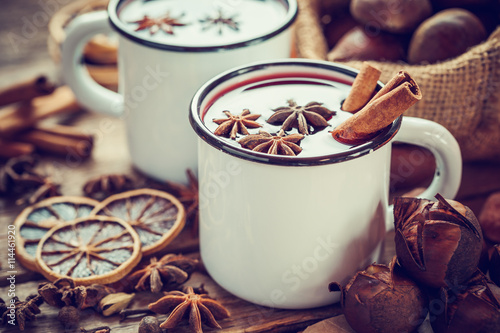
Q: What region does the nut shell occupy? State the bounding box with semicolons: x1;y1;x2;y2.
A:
408;8;487;64
350;0;433;33
394;195;483;288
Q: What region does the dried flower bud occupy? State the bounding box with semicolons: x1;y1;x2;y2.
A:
58;305;80;329
98;293;135;317
489;245;500;287
430;271;500;333
394;194;483;288
138;316;161;333
479;192;500;243
329;257;427;333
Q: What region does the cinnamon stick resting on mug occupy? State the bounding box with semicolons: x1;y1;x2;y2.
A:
332;70;422;144
342;62;381;113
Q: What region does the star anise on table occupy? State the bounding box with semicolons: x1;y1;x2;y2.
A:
1;295;44;330
128;254;199;293
212;109;262;140
267;99;336;135
200;9;239;34
83;174;135;200
238;130;304;156
38;278;114;310
159;169;199;233
148;286;230;333
129;12;187;35
0;155;61;205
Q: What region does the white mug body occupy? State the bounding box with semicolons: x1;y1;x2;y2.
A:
190;59;463;309
118;32;292;181
61;0;297;182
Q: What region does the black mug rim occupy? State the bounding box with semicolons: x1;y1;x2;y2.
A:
189;59;402;167
107;0;298;52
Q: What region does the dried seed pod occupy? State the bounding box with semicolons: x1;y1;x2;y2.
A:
430;271;500;333
394;194;483;288
489;245;500;287
98;293;135;317
138;316;161;333
329;257;428;333
58;305;80;329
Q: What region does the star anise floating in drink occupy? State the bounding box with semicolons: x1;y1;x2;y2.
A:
267;99;336;135
213;109;261;140
148;286;230;332
200;9;239;34
128;254;199;293
238;130;304;156
129;12;187;35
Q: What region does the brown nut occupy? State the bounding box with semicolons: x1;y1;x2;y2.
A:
327;25;407;62
408;8;487;64
479;192;500;243
350;0;433;34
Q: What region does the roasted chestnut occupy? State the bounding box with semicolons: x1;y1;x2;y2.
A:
329;257;428;333
394;194;483;289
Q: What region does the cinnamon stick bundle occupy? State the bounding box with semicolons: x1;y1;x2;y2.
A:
342;62;381;113
0;75;56;108
16;125;94;159
0;140;35;159
332;71;422;144
0;86;80;137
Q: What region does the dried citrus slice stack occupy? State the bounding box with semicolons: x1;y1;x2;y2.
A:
91;189;186;256
15;196;99;272
36;216;142;285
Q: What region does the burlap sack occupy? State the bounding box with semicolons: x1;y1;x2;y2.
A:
294;0;500;161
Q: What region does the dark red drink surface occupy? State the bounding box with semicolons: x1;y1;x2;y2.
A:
203;76;361;157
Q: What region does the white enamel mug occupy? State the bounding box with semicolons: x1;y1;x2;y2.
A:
189;59;462;309
62;0;297;182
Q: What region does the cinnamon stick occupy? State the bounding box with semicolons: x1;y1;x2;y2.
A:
0;140;35;159
332;71;422;144
0;75;56;107
0;86;80;137
16;125;94;159
84;34;118;65
342;62;381;113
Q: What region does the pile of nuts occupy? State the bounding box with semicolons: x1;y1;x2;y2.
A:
321;0;500;64
330;193;500;333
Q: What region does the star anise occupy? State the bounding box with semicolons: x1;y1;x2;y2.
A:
148;286;230;333
238;130;304;156
159;169;199;233
128;254;199;293
0;155;61;205
213;109;261;140
129;12;187;35
267;99;336;135
83;174;135;200
1;295;43;330
38;278;114;310
200;9;239;34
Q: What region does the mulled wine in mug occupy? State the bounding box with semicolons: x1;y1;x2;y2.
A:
190;59;462;309
62;0;297;182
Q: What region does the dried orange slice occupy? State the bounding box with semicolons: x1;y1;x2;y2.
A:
36;216;142;285
90;188;186;256
14;196;99;272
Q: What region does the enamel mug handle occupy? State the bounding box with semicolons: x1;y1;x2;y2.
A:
386;116;462;229
62;11;123;116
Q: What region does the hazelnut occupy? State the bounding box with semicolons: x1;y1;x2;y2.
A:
408;8;487;64
350;0;433;34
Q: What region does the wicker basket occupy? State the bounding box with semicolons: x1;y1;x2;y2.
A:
294;0;500;162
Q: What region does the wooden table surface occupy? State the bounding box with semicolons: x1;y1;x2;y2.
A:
1;1;500;332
